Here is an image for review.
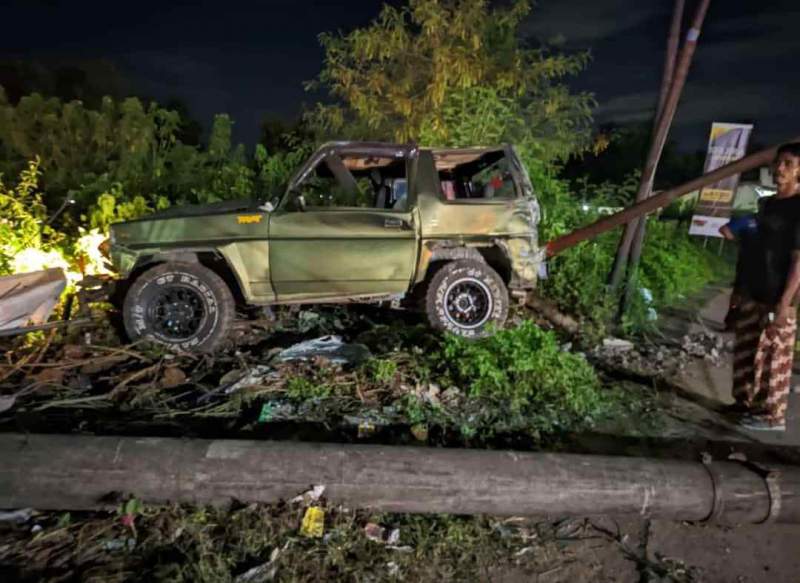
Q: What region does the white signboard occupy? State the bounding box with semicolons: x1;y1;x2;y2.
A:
688;215;729;237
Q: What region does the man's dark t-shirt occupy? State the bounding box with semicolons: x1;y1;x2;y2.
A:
737;196;800;305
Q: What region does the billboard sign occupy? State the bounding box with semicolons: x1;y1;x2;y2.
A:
689;122;753;237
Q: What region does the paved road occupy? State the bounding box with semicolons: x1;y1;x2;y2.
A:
665;286;800;446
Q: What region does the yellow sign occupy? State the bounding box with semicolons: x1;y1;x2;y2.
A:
699;189;733;203
237;214;263;224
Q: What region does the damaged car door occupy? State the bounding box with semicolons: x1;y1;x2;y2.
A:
268;146;419;302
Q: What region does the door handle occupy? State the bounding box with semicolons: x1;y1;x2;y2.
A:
384;218;405;229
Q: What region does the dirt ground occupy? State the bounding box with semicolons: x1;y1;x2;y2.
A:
497;517;800;583
566;284;800;583
3;287;800;582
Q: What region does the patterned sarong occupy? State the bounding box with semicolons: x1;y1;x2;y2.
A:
732;299;797;423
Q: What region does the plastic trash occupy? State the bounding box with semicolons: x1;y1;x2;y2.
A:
291;485;326;505
277;335;371;365
364;522;386;542
364;522;401;545
257;400;296;423
602;337;634;352
225;365;276;394
300;507;325;538
0;394;16;414
0;508;35;524
235;545;284;583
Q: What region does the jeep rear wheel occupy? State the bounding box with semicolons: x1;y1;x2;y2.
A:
123;262;235;352
425;260;508;338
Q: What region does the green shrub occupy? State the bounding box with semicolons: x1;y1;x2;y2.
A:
285;376;332;401
440;321;606;433
0;158;68;275
534;169;726;336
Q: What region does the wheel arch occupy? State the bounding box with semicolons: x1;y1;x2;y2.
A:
416;241;512;286
120;249;246;307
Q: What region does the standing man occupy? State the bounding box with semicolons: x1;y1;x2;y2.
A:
728;143;800;431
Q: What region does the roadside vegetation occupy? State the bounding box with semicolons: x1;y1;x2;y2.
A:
0;2;730;579
0;0;723;442
0;501;701;582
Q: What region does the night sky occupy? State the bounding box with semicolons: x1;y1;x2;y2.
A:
2;0;798;151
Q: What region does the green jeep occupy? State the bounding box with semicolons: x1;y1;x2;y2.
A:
109;142;541;351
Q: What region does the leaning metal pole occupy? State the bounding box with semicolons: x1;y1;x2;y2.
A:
1;433;799;524
608;0;710;291
546;136;800;257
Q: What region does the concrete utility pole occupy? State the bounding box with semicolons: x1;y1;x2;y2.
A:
546;137;800;257
608;0;711;301
1;434;799;524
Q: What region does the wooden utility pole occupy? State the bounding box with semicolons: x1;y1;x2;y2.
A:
608;0;711;302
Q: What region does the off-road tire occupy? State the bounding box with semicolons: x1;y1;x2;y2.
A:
123;262;235;352
425;259;508;338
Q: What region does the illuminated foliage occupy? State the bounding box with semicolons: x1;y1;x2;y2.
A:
307;0;594;162
0;91;306;228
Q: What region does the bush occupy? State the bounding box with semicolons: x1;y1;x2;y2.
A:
440;321;607;434
0;158;68;275
0;91;309;235
534;169;726;336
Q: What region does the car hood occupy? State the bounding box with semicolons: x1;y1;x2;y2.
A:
119;199;260;224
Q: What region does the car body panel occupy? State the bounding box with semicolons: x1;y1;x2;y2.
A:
268;207;418;300
109;141;541;306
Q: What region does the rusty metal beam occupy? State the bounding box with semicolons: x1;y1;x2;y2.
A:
545;137;800;257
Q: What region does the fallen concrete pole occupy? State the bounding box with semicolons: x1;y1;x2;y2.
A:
545;134;800;257
1;434;799;524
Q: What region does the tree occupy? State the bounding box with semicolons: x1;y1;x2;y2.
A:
306;0;594;164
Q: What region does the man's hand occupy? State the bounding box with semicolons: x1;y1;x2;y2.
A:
772;301;795;328
774;250;800;329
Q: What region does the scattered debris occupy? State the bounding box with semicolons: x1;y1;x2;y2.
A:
101;537;136;551
364;522;385;542
592;331;729;379
364;522;401;545
221;365;276;394
0;394;16;413
299;507;325;538
602;337;635;352
680;331;728;366
0;268;67;332
257;400;297;423
234;545;286;583
159;366;187;389
0;509;35;524
277;335;371;365
291;485;326;505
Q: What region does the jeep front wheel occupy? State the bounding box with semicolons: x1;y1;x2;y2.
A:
425;260;508;338
123;262;235;352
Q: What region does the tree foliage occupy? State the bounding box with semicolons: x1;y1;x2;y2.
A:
0;158;67;275
0;89;307;231
306;0;594;163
